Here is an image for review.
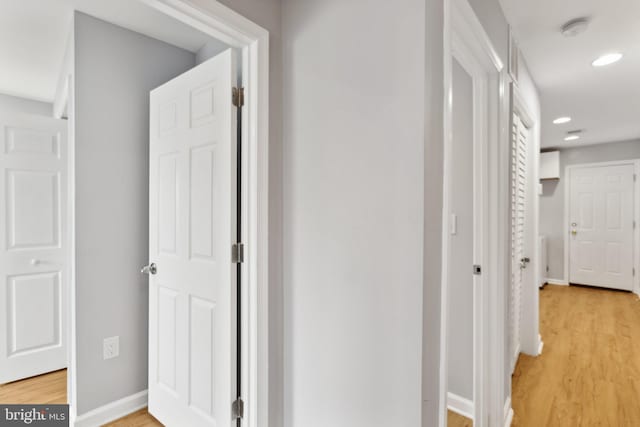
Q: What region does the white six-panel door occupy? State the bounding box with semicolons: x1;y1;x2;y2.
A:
0;114;68;383
569;164;634;290
148;49;237;427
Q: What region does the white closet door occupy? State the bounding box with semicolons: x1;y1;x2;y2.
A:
509;112;528;372
569;164;634;290
0;114;68;383
147;49;237;427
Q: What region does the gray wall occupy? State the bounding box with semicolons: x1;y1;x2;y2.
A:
447;59;474;400
422;0;445;424
73;12;195;415
0;93;52;116
282;0;425;425
541;139;640;280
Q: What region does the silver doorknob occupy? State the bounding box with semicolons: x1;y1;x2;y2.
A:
520;257;530;269
30;259;40;266
141;263;157;275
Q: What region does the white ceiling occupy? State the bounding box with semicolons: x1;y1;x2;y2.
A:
0;0;224;103
500;0;640;149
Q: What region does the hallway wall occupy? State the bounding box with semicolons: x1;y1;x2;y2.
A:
73;12;196;415
540;139;640;281
282;0;425;425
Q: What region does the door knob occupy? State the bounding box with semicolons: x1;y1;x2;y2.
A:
520;257;530;269
30;259;40;266
571;230;577;235
141;263;157;275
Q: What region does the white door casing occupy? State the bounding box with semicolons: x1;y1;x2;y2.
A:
148;49;237;427
509;112;528;372
0;114;68;384
569;163;634;291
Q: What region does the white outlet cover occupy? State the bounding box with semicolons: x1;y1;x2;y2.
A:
103;336;120;360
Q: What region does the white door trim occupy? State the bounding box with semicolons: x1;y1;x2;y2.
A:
440;0;507;425
64;1;270;425
563;159;640;296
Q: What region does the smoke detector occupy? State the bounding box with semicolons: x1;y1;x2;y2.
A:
561;18;590;37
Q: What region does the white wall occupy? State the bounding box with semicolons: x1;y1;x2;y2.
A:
540;139;640;280
423;0;446;424
73;12;195;415
447;59;475;401
282;0;425;425
0;93;52;116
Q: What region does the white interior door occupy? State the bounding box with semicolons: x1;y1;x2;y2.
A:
147;49;237;427
509;112;528;372
569;164;634;290
0;114;68;383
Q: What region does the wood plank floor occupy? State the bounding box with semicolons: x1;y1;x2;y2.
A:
0;369;66;404
448;410;473;426
512;284;640;427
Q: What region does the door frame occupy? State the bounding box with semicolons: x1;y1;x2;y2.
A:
563;159;640;296
59;1;270;425
440;0;508;425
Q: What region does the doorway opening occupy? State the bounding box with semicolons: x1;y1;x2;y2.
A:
440;0;506;426
0;2;268;426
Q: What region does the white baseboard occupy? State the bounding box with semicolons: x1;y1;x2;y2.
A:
538;334;544;355
447;392;474;420
73;390;147;427
503;396;514;427
545;278;568;286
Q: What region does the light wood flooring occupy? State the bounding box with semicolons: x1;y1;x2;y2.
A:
4;284;639;426
512;284;640;426
448;410;473;426
0;369;66;404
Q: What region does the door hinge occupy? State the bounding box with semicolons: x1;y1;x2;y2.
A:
232;397;244;420
473;265;482;275
232;87;245;107
633;268;636;277
634;174;637;182
232;242;245;263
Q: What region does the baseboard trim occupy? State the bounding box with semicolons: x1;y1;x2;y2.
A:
73;390;147;427
545;278;568;286
503;396;514;427
538;334;544;355
447;392;474;420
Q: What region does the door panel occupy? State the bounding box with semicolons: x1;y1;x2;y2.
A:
509;112;529;372
0;114;68;383
148;48;237;427
569;164;634;290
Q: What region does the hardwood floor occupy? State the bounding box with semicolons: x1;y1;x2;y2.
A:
448;410;473;427
105;408;163;426
0;369;66;404
512;284;640;426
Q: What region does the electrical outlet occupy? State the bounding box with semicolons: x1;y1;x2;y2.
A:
103;336;119;360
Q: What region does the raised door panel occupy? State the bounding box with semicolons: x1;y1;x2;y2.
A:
8;272;61;355
7;170;60;250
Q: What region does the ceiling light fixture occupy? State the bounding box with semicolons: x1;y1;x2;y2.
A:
564;135;580;141
592;53;623;67
553;117;572;124
561;18;590;37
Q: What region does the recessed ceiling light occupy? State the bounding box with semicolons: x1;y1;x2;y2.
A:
553;117;572;124
564;135;580;141
592;53;623;67
561;18;590;37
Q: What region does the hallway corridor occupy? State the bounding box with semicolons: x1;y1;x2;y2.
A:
512;284;640;426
